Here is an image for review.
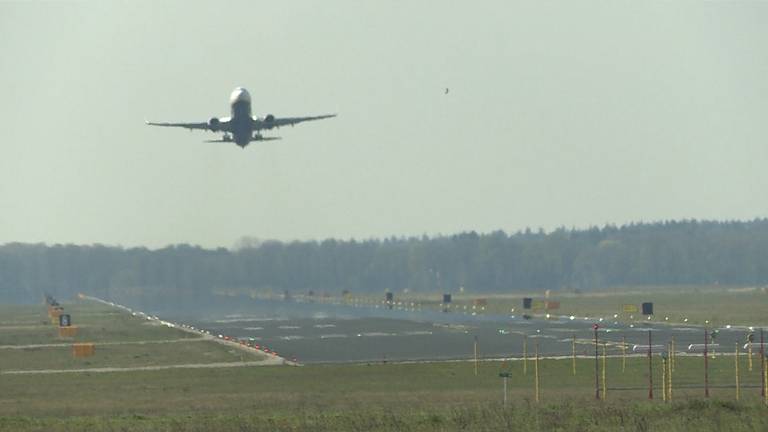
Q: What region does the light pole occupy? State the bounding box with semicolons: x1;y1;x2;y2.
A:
704;327;709;398
648;329;653;400
761;329;765;400
593;323;599;400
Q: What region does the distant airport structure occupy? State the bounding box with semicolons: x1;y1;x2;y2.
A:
146;87;336;148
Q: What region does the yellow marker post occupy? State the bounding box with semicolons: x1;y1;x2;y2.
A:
601;342;607;400
764;357;767;405
671;337;675;372
668;342;673;402
572;333;577;376
735;343;740;401
523;335;528;376
535;340;540;403
667;358;672;402
622;335;627;373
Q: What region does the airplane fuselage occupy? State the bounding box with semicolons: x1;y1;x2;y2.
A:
229;87;253;147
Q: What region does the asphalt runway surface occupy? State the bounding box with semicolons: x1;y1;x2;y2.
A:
159;298;759;364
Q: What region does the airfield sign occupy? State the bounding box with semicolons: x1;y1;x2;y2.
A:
622;304;638;313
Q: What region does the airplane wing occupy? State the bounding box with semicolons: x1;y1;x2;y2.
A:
145;118;231;132
204;136;281;143
253;114;336;131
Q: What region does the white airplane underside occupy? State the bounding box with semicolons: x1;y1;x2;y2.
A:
146;87;336;148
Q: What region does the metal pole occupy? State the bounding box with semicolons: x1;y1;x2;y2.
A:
662;355;667;402
648;329;653;400
764;355;767;405
704;327;709;398
622;334;626;373
671;336;675;372
523;335;528;376
474;336;478;376
668;342;673;401
503;376;508;406
602;342;607;400
761;329;765;399
572;333;577;376
594;324;600;400
735;342;740;401
535;340;540;403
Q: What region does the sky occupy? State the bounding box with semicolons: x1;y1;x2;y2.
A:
1;1;767;249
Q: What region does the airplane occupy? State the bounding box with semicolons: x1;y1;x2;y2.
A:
146;87;336;148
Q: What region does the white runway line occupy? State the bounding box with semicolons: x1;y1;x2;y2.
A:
80;294;299;366
1;359;285;375
0;338;208;350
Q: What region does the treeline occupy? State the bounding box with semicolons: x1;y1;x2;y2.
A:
1;219;768;305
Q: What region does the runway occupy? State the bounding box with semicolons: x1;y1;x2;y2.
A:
158;297;757;364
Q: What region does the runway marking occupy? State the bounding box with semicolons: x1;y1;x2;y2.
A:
672;327;702;332
83;295;292;364
0;338;207;350
0;325;65;331
320;334;348;339
214;317;286;324
0;359;285;375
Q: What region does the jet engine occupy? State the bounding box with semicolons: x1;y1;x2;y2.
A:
262;114;275;129
208;117;221;132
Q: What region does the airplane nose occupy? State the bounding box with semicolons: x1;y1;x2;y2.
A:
229;87;251;104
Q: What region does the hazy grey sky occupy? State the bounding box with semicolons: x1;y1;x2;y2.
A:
1;1;766;248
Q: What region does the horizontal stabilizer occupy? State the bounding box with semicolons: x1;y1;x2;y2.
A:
253;136;281;142
202;136;281;143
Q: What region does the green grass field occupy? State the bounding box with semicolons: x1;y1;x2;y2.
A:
2;298;768;431
0;339;254;371
1;355;766;416
0;302;264;373
2;358;768;431
0;303;202;345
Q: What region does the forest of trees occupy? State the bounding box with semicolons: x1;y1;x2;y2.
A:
1;219;767;306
